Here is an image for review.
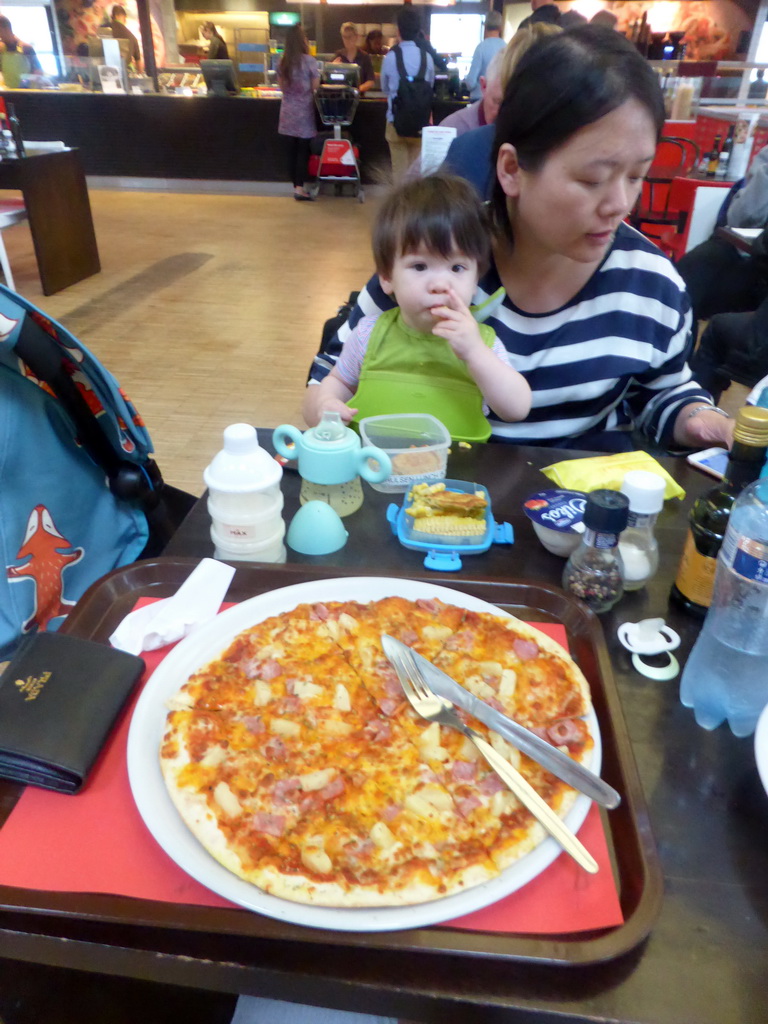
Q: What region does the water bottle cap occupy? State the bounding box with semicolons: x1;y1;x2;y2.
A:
203;423;283;492
583;489;629;533
620;470;666;514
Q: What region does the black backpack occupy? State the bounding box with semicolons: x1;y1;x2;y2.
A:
392;45;433;138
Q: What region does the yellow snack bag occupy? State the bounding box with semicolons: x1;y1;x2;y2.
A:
540;451;685;501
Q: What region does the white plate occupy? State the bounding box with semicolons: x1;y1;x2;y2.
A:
755;702;768;797
127;576;601;933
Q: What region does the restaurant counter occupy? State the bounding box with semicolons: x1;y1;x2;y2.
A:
1;441;766;1024
3;90;465;184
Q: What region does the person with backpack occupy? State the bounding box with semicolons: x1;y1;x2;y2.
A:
380;7;435;181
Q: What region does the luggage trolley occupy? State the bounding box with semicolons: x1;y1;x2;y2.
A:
310;62;364;202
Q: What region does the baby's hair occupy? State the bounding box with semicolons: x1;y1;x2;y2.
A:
373;174;491;279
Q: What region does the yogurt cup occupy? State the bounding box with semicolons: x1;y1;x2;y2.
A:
523;489;586;557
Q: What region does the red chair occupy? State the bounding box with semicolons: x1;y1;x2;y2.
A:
630;136;701;247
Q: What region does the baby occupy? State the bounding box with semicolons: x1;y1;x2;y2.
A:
302;173;531;442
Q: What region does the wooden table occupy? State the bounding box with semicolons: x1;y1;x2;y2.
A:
0;149;100;295
2;442;767;1024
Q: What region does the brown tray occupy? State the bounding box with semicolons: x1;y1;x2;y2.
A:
0;558;663;966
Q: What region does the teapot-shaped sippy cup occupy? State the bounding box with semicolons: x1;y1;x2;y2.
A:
272;412;392;517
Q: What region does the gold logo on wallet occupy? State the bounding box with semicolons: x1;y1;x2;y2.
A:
14;671;51;701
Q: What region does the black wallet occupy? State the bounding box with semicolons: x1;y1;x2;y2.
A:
0;632;145;794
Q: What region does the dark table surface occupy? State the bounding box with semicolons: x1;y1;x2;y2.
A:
3;440;768;1024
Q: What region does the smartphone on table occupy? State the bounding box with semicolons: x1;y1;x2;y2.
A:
686;447;729;480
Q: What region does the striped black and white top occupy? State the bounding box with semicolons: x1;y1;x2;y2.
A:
309;223;711;450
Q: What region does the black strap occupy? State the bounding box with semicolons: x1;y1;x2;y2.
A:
14;316;163;507
393;43;427;84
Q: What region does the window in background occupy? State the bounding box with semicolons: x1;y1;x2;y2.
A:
0;4;57;76
429;13;484;62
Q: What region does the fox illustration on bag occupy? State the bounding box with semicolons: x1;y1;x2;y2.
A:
0;284;192;655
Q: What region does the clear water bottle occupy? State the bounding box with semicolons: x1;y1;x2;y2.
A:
680;478;768;736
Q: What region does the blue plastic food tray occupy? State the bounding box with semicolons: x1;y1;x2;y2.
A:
386;479;513;571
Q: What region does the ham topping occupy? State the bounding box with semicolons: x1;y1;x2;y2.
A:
272;777;301;804
416;598;440;614
513;638;540;661
452;760;478;782
379;698;403;717
363;719;392;743
264;737;287;761
243;715;265;734
310;603;329;621
252;812;286;837
258;659;282;680
477;773;505;795
456;794;482;818
382;803;402;821
547;718;583;747
319;775;346;802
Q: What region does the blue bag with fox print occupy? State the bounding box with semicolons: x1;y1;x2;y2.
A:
0;283;164;655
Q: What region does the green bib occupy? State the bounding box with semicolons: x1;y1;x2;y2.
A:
350;308;494;443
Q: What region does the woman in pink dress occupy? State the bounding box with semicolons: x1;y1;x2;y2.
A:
278;26;320;201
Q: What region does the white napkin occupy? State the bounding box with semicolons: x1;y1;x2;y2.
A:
109;558;236;655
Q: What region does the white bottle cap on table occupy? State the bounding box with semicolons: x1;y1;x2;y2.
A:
620;470;666;514
204;423;283;492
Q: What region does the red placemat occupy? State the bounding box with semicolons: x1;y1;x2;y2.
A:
0;605;623;934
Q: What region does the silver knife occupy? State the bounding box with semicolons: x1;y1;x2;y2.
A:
384;636;620;809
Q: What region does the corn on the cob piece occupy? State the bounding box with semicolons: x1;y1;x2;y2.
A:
411;516;486;536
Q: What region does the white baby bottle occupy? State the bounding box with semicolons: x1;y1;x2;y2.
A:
204;423;286;562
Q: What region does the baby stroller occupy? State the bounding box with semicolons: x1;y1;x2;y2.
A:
309;63;364;202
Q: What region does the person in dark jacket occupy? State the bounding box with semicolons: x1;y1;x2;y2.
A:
110;5;142;71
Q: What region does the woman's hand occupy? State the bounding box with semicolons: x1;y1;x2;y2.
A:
673;404;735;450
430;289;485;359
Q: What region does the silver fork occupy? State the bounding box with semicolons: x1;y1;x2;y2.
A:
385;639;599;875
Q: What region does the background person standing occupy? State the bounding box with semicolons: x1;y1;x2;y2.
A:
380;7;435;182
0;16;42;88
201;22;228;62
333;22;375;94
110;5;142;71
465;11;505;101
278;25;320;202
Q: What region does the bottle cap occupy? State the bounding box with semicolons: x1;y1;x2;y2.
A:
203;423;283;493
733;405;768;446
620;470;666;514
583;489;629;533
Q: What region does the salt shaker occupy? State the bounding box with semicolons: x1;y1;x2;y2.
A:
203;423;286;562
618;470;666;591
563;489;629;613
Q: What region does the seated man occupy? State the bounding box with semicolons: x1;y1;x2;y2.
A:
439;49;503;136
677;145;768;329
690;293;768;403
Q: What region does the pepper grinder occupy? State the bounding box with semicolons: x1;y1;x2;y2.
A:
563;489;629;613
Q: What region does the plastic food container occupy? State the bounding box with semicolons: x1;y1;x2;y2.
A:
386;478;513;571
359;414;451;493
523;489;586;557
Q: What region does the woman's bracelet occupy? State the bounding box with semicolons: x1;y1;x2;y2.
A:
684;404;732;421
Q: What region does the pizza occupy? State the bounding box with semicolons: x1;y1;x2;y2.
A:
160;595;594;908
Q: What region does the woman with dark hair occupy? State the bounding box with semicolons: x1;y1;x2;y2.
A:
277;25;319;201
310;25;733;453
201;22;228;61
